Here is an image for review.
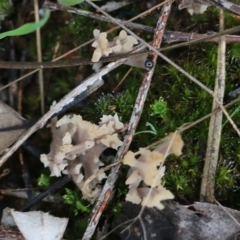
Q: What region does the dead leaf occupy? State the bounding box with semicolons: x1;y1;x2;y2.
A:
0;101;27;154
1;208;68;240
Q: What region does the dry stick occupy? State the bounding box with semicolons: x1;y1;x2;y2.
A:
179;97;240;133
0;38;96;91
112;67;133;92
0;0;169;92
200;10;226;203
85;0;240;137
44;0;155;33
81;1;173;239
0;51;149;69
146;97;240;151
0;60;126;166
215;199;240;227
0;43;147;167
2;24;240;70
44;1;240;44
208;0;240;15
0;2;239;92
0;189;63;203
163;31;240;44
34;0;44;114
160;25;240;51
0;45;87;91
0;6;240;87
2;23;240;70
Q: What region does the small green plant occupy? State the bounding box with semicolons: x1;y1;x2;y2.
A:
37;173;51;187
111;202;123;215
164;171;194;197
134;122;158;136
63;188;91;215
229;44;240;59
216;166;234;193
150;97;168;119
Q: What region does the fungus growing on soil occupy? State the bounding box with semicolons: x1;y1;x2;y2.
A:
123;132;184;209
91;29;139;63
40;114;124;201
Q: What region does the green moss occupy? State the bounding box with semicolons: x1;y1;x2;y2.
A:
63;188;91;215
0;0;12;19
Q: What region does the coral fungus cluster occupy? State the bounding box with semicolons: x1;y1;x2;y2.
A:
40;114;124;201
41;112;184;210
123;132;184;209
91;29;138;62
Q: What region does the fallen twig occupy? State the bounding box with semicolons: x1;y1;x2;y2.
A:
34;0;44;114
45;0;240;44
85;0;240;137
200;9;226;202
82;1;173;239
0;189;63;203
0;44;146;166
20;175;71;211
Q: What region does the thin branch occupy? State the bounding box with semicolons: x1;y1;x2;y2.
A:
179;97;240;133
82;1;173;239
20;175;71;211
215;199;240;227
146;97;240;150
0;189;63;203
208;0;240;15
44;1;240;44
1;5;240;91
2;24;240;70
164;31;240;44
0;45;146;166
200;9;226;202
85;0;240;137
160;25;240;51
34;0;44;114
0;0;168;92
43;0;166;33
0;39;96;91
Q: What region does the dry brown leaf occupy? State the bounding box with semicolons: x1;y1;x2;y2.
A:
0;101;27;154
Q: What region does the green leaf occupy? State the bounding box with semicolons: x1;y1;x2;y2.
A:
58;0;100;6
0;9;50;40
146;122;157;134
58;0;84;6
134;130;157;136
